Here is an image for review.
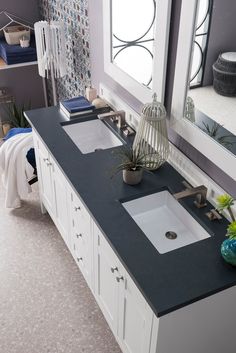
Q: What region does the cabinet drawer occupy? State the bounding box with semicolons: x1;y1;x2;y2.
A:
71;191;90;225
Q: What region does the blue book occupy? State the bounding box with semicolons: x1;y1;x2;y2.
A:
60;96;95;114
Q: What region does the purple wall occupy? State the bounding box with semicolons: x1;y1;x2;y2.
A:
0;0;45;109
88;0;236;196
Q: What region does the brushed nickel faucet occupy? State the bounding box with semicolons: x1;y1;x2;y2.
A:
174;181;208;208
98;110;126;128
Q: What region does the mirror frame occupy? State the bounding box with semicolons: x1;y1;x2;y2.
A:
171;0;236;181
103;0;172;104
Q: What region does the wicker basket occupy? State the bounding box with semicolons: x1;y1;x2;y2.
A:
3;25;30;45
213;52;236;97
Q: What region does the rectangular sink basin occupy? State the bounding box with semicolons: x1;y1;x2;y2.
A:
122;190;210;254
62;119;122;154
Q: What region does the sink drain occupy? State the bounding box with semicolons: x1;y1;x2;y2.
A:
165;231;177;240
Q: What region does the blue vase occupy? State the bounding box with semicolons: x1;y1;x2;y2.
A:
221;238;236;266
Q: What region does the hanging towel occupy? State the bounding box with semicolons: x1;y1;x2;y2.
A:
3;127;32;141
0;132;34;208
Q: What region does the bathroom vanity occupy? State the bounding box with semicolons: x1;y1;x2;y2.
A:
25;105;236;353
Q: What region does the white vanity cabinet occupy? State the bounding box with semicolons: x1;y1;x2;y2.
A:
33;129;157;353
94;225;154;353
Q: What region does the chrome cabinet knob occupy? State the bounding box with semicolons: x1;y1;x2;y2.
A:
74;206;81;211
76;233;82;238
116;276;124;283
77;257;83;262
111;267;118;273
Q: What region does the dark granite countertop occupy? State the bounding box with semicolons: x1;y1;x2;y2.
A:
25;106;236;317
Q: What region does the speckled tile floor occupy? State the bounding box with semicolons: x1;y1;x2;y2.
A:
0;179;121;353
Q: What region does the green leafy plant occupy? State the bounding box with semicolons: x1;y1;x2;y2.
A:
111;147;154;177
216;194;235;222
6;102;31;128
216;194;236;238
227;221;236;240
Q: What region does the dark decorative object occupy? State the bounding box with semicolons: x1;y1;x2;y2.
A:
213;53;236;97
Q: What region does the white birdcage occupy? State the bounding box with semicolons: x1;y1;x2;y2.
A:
133;93;169;170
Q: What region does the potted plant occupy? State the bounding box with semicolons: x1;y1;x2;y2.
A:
111;147;153;185
216;194;236;266
7;102;31;128
2;102;31;135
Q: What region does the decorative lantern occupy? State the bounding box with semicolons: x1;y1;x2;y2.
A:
185;96;195;122
133;93;169;170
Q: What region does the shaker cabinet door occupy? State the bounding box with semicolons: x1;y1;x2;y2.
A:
36;138;54;213
118;270;153;353
52;162;70;248
94;227;120;336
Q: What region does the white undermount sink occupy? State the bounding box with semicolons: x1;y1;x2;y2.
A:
122;190;210;254
62;119;123;154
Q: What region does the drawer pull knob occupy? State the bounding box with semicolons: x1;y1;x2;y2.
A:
111;267;118;273
76;233;82;238
77;257;83;262
116;276;124;283
74;206;81;211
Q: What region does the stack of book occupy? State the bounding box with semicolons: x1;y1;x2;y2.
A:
60;96;95;118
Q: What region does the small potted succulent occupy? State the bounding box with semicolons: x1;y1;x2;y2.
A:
111;147;153;185
216;194;236;266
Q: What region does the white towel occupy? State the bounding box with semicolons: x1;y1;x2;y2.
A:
0;133;34;208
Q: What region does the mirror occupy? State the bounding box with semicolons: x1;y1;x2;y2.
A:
103;0;172;103
111;0;156;90
171;0;236;181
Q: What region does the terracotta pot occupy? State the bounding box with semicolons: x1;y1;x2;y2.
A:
122;169;143;185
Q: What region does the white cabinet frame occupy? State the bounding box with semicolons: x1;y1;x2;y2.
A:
103;0;172;104
171;0;236;181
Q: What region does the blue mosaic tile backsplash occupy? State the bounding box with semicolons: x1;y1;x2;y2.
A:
39;0;91;101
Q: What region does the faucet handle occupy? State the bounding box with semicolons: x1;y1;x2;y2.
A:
205;209;222;221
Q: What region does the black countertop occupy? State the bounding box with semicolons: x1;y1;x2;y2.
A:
25;106;236;317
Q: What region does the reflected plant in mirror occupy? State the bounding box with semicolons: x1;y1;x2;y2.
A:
111;0;156;89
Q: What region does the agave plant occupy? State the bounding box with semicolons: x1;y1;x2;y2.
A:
5;102;31;128
111;147;154;177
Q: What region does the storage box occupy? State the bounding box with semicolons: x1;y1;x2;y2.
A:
3;25;30;45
